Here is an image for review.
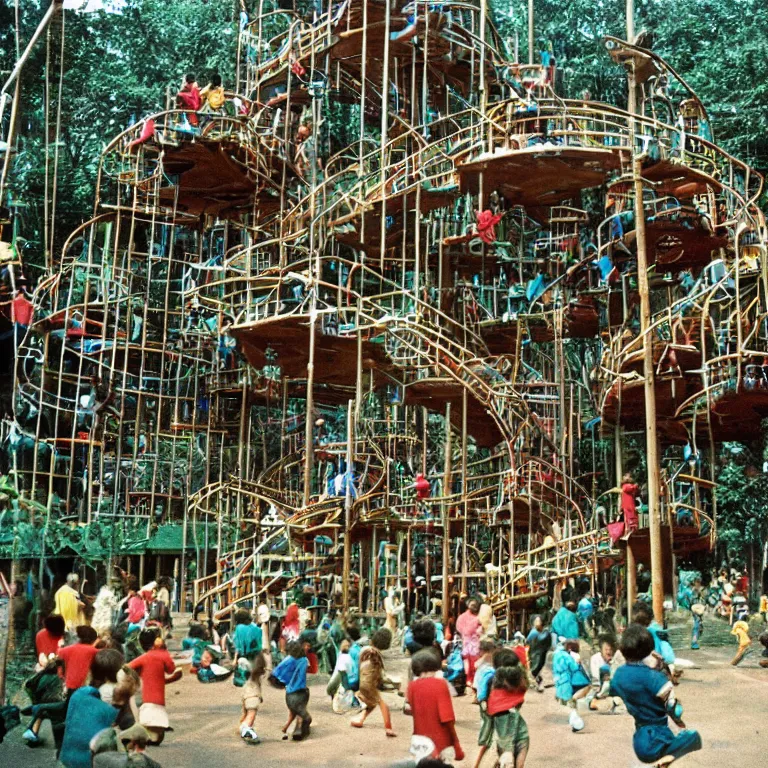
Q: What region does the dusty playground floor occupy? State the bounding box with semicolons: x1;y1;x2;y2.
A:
4;638;768;768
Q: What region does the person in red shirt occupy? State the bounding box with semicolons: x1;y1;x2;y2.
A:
176;73;201;127
58;625;99;692
36;614;66;668
406;649;464;762
621;473;640;535
487;649;529;768
126;589;147;627
129;629;181;744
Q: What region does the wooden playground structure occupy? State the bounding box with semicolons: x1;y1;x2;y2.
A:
2;0;764;633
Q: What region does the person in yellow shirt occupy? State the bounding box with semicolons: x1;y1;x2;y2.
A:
731;620;751;666
54;573;86;632
200;74;225;113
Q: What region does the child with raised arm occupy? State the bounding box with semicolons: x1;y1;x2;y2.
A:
610;625;701;767
128;629;182;745
407;649;464;762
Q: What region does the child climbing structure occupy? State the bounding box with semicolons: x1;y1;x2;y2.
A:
2;1;766;632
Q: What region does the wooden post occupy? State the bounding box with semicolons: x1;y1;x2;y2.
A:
342;399;354;619
627;0;663;623
442;403;452;625
303;312;317;506
528;0;534;65
461;387;468;596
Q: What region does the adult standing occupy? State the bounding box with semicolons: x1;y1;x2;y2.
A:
55;574;86;633
455;596;483;687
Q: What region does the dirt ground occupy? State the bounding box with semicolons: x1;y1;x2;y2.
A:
4;638;768;768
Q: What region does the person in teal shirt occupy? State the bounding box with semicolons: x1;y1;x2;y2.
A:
552;602;580;641
232;608;262;660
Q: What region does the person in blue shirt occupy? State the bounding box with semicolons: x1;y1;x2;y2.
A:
633;603;679;679
473;639;497;768
272;640;312;741
577;594;595;638
59;686;117;768
231;608;262;661
346;625;363;692
552;601;580;641
526;615;551;692
611;625;701;765
552;639;591;732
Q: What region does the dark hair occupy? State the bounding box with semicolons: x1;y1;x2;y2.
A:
620;624;655;662
91;648;124;688
346;625;361;642
188;623;208;640
371;627;392;651
211;74;222;87
597;634;616;651
565;601;577;612
76;625;98;644
479;639;496;654
411;648;442;676
632;603;652;627
234;608;252;626
139;628;159;651
411;617;436;648
493;663;525;692
185;73;196;84
250;651;267;683
564;639;580;653
286;640;305;659
492;648;519;669
44;614;66;636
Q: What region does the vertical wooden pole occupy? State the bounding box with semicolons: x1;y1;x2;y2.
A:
461;387;468;596
343;400;354;619
627;0;663;623
441;403;452;625
528;0;534;65
303;314;317;505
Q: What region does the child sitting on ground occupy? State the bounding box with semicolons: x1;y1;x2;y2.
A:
610;625;701;766
239;651;266;743
487;648;529;768
271;640;312;741
406;649;464;762
182;624;210;673
351;628;396;737
587;635;618;711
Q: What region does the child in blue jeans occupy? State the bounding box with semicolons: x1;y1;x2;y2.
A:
611;625;701;766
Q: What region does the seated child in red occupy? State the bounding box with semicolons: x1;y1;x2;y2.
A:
406;649;464;761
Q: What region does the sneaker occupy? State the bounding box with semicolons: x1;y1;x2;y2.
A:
241;728;260;743
569;709;585;732
23;729;40;744
596;680;611;699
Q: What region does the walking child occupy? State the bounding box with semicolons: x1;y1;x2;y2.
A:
473;640;498;768
610;625;701;766
240;651;266;743
406;649;464;762
486;648;529;768
351;628;396;736
730;620;751;666
271;640;312;741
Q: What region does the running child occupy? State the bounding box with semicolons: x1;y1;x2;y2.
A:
351;628;396;737
552;638;591;732
472;640;498;768
610;625;701;766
